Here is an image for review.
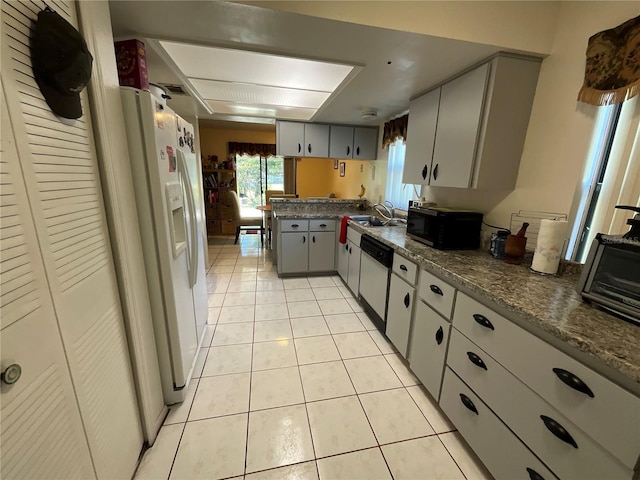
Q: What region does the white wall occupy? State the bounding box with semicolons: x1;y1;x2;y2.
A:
421;2;640;227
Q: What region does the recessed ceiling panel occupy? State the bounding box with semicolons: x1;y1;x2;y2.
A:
159;40;354;92
206;100;316;121
190;79;330;109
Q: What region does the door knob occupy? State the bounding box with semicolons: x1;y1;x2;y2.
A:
1;364;22;385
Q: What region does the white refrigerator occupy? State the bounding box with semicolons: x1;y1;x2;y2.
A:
120;87;208;405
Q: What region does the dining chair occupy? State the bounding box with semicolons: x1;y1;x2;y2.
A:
228;190;263;246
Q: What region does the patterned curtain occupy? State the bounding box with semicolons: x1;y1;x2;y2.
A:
228;142;276;157
578;15;640;106
382;114;409;148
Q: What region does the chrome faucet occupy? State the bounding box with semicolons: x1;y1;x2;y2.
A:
373;201;394;221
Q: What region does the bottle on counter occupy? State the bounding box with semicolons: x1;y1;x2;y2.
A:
489;230;510;259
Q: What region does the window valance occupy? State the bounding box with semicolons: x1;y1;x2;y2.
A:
382;114;409;148
578;15;640;106
228;142;276;158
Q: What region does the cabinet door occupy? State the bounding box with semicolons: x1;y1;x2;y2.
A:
280;232;309;273
337;241;349;282
386;274;415;358
329;126;354;158
277;121;304;156
409;301;450;400
403;88;440;185
431;63;490;188
347;242;361;295
304;124;330;157
309;231;336;272
353;127;378;160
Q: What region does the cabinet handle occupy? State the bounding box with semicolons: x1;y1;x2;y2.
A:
552;368;594;398
356;146;360;156
347;146;350;156
433;163;439;181
313;235;316;243
526;468;546;480
466;352;487;370
345;244;349;251
435;326;444;345
349;247;352;254
303;236;306;244
1;364;22;385
472;313;494;331
422;164;428;180
459;393;478;415
319;223;327;228
540;415;578;449
403;293;410;308
308;143;312;153
429;284;443;296
399;264;408;271
298;143;301;153
291;224;299;228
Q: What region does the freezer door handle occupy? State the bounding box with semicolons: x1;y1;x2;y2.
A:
177;151;198;288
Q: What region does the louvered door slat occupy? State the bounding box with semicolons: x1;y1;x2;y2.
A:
2;2;143;479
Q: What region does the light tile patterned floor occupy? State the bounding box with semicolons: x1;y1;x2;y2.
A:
134;234;493;480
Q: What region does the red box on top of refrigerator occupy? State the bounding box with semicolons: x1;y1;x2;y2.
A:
114;39;149;90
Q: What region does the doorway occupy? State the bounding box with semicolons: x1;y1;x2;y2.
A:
236;154;287;207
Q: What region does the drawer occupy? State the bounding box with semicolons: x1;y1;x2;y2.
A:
392;254;418;285
453;292;640;470
280;219;308;232
310;219;335;231
346;225;361;245
408;300;450;401
220;206;234;220
418;269;456;319
440;368;559;480
446;329;632;479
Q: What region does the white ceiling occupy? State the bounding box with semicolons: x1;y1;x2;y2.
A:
109;1;526;127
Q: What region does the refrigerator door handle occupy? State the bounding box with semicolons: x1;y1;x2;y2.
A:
177;151;198;288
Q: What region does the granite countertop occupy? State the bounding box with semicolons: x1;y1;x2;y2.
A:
346;222;640;388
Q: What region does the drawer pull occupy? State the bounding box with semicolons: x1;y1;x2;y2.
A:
303;236;306;244
472;313;495;331
540;415;578;449
526;468;546;480
459;393;478;415
291;224;299;228
552;368;594;398
466;352;487;370
312;235;316;243
1;364;22;385
435;326;444;345
319;223;327;228
429;284;443;296
400;264;408;271
345;244;349;251
403;293;410;308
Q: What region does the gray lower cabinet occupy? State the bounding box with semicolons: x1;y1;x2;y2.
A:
346;241;361;295
440;368;559;480
279;232;308;273
386;273;414;358
309;231;335;272
337;240;349;281
408;300;450;401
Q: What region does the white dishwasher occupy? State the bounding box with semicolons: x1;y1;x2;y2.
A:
358;235;394;333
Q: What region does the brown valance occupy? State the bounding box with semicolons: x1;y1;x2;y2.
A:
228;142;276;158
382;114;409;148
578;15;640;106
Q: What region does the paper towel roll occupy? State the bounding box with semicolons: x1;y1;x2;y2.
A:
531;219;568;274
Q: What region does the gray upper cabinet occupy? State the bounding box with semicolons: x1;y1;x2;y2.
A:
403;88;440;185
276;121;304;156
329;125;354;159
403;54;541;190
431;63;489;188
304;124;330;157
353;127;378;160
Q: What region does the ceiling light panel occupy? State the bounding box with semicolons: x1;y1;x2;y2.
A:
190;79;330;109
159;40;354;92
206;100;317;121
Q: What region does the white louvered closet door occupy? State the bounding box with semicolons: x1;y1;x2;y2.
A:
1;78;96;480
1;1;143;479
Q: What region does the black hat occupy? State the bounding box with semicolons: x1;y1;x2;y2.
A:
30;7;93;120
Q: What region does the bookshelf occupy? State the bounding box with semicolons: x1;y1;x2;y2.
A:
203;166;237;236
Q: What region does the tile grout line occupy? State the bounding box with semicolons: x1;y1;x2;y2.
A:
242;287;257;478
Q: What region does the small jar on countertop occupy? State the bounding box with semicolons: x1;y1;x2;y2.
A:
489;230;509;259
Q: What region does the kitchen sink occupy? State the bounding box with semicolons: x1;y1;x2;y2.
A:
349;215;389;227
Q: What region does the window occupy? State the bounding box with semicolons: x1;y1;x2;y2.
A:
384;138;417;210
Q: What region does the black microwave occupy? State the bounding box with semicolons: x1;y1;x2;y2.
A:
578;234;640;324
406;207;483;250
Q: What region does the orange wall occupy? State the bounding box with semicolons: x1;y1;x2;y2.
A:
199;127;276;160
296;157;376;200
